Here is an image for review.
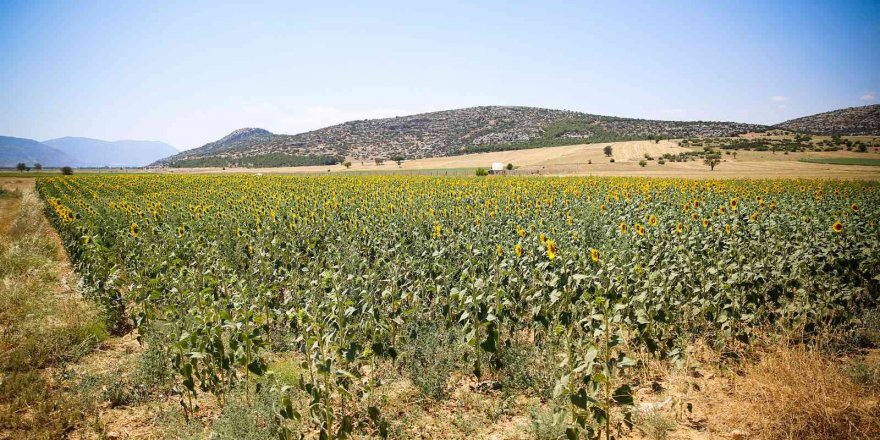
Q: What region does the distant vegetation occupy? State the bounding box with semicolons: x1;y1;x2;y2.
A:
775;104;880;135
798;157;880;166
170;153;341;168
156;106;768;167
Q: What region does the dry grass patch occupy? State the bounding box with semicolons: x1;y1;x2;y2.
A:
727;347;880;440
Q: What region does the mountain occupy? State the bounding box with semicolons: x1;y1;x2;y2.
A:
43;137;178;167
156;106;767;167
775;104;880;135
0;136;79;168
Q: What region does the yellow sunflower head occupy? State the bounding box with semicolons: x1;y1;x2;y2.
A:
515;242;523;257
496;244;503;257
831;221;844;233
676;222;683;233
648;215;658;226
634;223;645;236
619;222;628;233
590;248;600;262
546;239;557;260
129;222;139;237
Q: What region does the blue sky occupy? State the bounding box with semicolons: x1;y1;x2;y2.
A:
1;0;877;150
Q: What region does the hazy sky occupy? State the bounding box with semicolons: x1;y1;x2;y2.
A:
1;0;878;150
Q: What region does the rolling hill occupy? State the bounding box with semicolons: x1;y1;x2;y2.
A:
0;136;79;168
43;137;178;167
155;106;768;167
775;104;880;135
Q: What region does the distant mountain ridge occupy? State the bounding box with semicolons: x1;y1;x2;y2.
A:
774;104;880;136
1;136;177;168
43;137;178;167
0;136;78;167
156;106;767;167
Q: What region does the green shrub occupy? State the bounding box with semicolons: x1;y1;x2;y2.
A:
211;387;297;440
475;168;488;176
399;321;468;400
497;339;556;398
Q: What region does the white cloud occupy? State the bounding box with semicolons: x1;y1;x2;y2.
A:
770;96;788;102
861;92;876;101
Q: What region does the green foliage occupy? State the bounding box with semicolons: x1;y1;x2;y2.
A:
639;160;647;167
798;157;880;166
399;321;469;400
211;387;298;440
171;153;341;168
34;174;880;437
61;166;74;175
475;167;488;176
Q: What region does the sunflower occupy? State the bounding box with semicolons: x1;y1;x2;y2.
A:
831;221;844;233
851;203;860;212
634;223;645;236
702;218;709;229
177;226;185;237
590;248;600;262
749;211;759;221
546;240;557;260
692;213;699;221
648;214;658;226
676;222;683;234
619;222;628;233
600;204;607;212
129;222;139;237
496;244;503;257
539;233;546;244
517;225;526;238
725;224;731;234
432;221;442;239
515;242;523;257
730;198;738;209
719;206;726;214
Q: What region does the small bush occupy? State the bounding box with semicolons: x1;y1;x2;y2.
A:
61;166;74;175
497;339;556;398
475;168;488;176
609;158;615;163
658;159;666;165
399;321;468;400
639;160;647;167
530;406;568;440
211;387;297;440
635;411;676;440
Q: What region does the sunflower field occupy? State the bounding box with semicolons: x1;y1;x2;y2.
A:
36;175;880;439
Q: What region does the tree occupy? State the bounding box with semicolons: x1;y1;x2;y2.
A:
505;163;514;170
603;145;613;157
16;162;26;172
391;155;405;167
375;158;384;166
34;163;43;170
638;160;647;167
343;161;352;169
704;155;721;171
61;166;74;175
475;168;488;176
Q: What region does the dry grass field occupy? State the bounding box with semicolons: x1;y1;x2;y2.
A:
159;139;880;180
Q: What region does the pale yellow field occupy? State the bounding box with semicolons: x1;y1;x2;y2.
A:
158;139;880;180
